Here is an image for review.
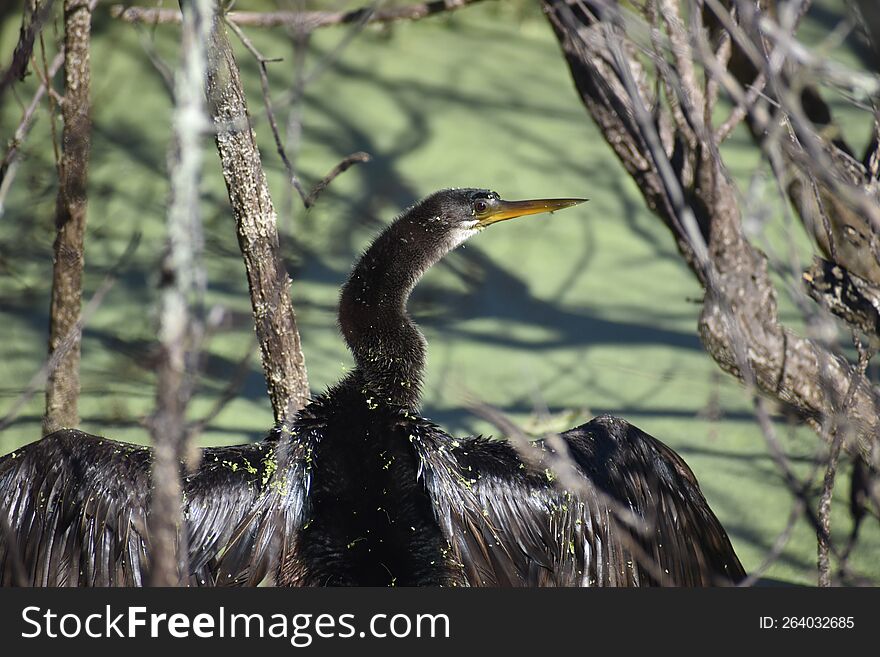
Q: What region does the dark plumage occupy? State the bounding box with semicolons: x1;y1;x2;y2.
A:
0;188;745;586
0;429;303;586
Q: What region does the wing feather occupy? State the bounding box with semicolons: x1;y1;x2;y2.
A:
413;414;744;586
0;428;309;586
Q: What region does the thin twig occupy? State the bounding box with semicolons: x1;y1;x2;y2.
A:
224;17;371;209
298;2;379;89
304;152;372;208
223;18;309;203
131;22;176;97
0;0;57;104
36;35;61;176
466;397;679;586
0;49;65;216
0;233;141;432
186;333;258;440
281;5;310;224
739;496;808;587
817;336;872;586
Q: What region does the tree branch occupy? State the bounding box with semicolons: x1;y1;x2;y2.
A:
0;0;56;104
110;0;488;29
148;0;214;587
0;234;140;433
204;9;310;421
223;18;371;209
0;49;64;216
541;0;880;462
804;257;880;340
817;337;872;587
304;151;372;208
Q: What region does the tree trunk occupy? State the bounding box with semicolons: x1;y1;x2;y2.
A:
540;0;880;461
43;0;92;435
204;14;310;422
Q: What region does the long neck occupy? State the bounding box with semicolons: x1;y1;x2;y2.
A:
338;218;449;410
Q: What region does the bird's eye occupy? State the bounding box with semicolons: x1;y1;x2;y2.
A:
474;199;489;215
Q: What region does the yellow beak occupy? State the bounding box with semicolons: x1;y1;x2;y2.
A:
476;197;587;228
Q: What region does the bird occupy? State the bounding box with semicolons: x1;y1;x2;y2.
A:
0;188;745;586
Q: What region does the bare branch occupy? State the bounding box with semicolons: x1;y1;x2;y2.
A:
0;234;140;433
110;0;489;29
204;9;310;420
0;0;56;104
542;0;880;463
817;337;872;587
659;0;705;128
0;49;64;216
738;496;807;587
224;16;372;209
147;0;214;588
749;395;838;556
804;257;880;340
223;18;309;203
304;152;371;208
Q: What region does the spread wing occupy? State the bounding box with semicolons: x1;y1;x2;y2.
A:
0;429;309;587
413;414;744;586
0;430;153;586
563;415;746;586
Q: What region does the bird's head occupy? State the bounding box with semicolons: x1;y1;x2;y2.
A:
403;188;587;252
339;187;586;408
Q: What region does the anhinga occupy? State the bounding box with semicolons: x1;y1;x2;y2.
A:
0;188;745;586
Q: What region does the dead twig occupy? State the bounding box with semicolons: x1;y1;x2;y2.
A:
304;152;372;208
466;397;678;587
817;336;872;586
186;333;258;441
147;0;215;588
224;15;372;209
0;0;57;104
0;233;141;433
0;49;64;216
